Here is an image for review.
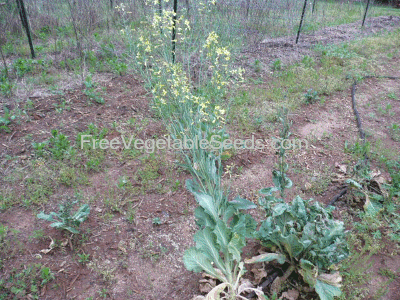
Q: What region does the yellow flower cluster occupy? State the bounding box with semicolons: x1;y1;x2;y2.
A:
204;31;219;49
115;3;126;11
216;47;231;61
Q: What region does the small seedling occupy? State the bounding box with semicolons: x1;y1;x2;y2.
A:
37;199;90;234
152;217;162;225
387;92;398;100
271;59;282;71
304;88;320;104
84;74;104;104
253;59;261;73
40;267;55;286
77;253;90;264
0;106;16;132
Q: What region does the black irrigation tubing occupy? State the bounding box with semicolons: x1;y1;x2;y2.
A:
326;74;400;207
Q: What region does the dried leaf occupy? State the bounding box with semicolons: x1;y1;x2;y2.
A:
40;237;55;254
204;282;229;300
280;289;299;300
237;279;254;294
251;267;268;284
317;272;342;287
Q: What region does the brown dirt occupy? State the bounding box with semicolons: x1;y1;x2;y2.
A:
242;15;400;72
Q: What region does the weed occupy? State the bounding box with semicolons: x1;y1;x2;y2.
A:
49;130;73;160
271;59;282;71
98;288;109;299
83;74;104;104
253;59;261;73
76;123;108;149
40;267;55;286
126;204;137;224
304;88;320;104
0;75;12;97
152;217;162;225
77;253;90;264
28;229;45;243
116;176;130;190
301;55;315;67
388;123;400;142
0;106;16;133
387;92;398;101
0;264;54;299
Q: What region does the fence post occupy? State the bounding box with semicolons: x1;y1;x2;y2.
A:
172;0;178;63
362;0;371;27
16;0;35;58
296;0;308;44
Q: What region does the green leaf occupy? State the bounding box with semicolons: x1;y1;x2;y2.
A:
363;195;382;216
346;179;362;189
195;193;219;222
183;248;224;281
73;204;90;223
194;227;226;273
315;278;342;300
37;212;57;222
245;253;286;264
213;219;231;250
49;222;65;229
229;196;257;210
62;226;80;234
259;187;279;195
299;259;318;287
272;203;288;217
195;207;216;228
227;232;246;262
230;214;257;238
281;234;304;260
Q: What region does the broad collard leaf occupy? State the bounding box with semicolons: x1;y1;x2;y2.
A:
229;196;257;210
227;232;246;262
183;248;225;282
272;203;288;217
49;222;66;228
194;227;226;274
363;194;383;216
346;179;363;189
281;234;304;260
292;196;307;222
196;193;219;222
245;253;286;264
299;259;318;287
73;204;90;224
315;278;342;300
62;226;80;234
213;219;231;251
195;207;216;228
259;187;279;196
37;212;58;222
230;214;257;238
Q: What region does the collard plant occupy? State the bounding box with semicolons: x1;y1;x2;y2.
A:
246;109;349;300
37;199;90;234
250;194;349;300
183;180;264;299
